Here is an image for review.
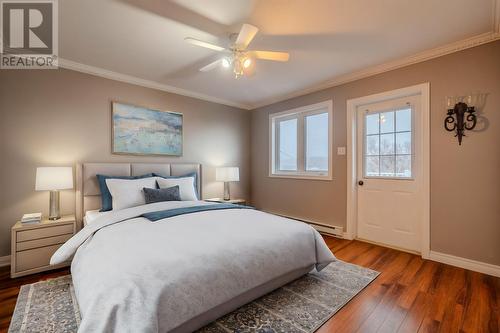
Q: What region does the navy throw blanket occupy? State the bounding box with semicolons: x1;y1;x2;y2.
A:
141;203;253;222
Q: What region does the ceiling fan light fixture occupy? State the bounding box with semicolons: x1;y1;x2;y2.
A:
222;58;231;68
186;23;290;78
243;57;252;68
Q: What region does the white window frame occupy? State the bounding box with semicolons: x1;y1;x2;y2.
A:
269;100;333;180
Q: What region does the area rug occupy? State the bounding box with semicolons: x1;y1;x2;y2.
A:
9;260;378;333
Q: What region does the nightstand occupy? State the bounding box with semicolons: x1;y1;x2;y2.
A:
11;215;76;278
205;198;247;205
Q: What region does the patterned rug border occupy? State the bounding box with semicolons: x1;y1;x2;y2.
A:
307;263;380;332
9;276;81;333
9;261;379;333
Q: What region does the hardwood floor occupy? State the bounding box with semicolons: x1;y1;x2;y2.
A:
0;237;498;332
0;266;69;332
319;237;499;333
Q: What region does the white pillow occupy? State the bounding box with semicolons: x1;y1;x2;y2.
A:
105;177;157;211
156;176;198;201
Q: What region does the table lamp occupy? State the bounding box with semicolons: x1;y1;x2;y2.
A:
215;167;239;200
35;167;73;220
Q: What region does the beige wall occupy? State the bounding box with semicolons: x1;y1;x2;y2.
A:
0;69;251;257
251;41;500;266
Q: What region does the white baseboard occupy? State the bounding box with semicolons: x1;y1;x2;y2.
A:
0;255;10;267
342;232;353;240
429;251;500;278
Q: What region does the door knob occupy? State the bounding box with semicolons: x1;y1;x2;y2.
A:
358;180;364;186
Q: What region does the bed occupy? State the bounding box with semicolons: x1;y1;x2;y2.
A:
51;163;335;332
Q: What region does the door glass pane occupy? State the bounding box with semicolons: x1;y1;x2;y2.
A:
380;133;395;155
380;111;394;133
364;108;412;178
396;108;411;132
365;156;379;176
366;135;379;155
279;118;297;171
365;113;379;135
380;156;395;176
396;132;411;154
306;112;329;171
396;155;411;177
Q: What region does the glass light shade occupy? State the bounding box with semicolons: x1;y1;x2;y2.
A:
243;58;251;68
35;167;73;191
216;167;239;182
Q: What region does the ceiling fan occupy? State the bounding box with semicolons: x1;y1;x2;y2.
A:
185;24;290;78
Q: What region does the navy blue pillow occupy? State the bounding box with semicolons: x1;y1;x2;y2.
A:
143;186;181;204
153;172;199;200
96;173;153;212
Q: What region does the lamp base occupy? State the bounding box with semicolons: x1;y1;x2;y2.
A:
223;182;231;201
48;190;61;220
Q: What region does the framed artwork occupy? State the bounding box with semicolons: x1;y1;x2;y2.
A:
112;102;183;156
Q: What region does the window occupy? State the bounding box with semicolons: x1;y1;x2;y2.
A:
270;101;332;179
278;118;297;171
364;107;412;178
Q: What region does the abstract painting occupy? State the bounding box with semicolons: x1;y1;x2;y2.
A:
112;102;182;156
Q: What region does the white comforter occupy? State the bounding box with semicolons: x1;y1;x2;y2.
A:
51;201;335;332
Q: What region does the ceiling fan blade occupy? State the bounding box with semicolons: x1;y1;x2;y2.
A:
199;59;223;72
185;37;226;52
235;24;259;49
250;50;290;62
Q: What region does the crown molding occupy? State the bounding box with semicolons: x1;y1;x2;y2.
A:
57;58;253;110
250;31;500;109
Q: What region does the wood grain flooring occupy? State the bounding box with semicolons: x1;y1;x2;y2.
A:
319;237;499;333
0;236;498;332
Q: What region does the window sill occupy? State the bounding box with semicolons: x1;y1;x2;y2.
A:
268;173;332;181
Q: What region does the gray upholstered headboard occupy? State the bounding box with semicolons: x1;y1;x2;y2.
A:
75;162;201;229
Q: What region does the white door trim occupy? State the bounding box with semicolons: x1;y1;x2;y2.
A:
346;83;430;259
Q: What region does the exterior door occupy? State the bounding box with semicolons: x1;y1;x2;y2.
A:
356;95;423;253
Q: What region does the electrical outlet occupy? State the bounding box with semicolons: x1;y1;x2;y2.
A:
337;147;346;155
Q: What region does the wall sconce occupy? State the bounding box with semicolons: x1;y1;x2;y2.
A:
444;95;477;145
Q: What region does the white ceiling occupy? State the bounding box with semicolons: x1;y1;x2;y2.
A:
59;0;498;109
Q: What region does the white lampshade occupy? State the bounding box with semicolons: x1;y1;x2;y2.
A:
216;167;239;182
35;167;73;191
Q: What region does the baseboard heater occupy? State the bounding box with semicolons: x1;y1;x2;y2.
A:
308;222;344;237
268;212;344;237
